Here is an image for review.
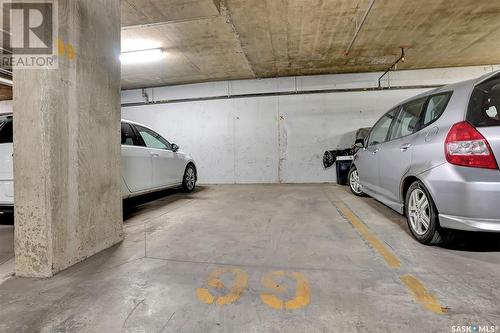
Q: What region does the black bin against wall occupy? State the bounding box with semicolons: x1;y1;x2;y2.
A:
336;156;353;185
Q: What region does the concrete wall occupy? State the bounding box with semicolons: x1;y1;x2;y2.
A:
122;65;500;184
122;89;428;183
13;0;123;277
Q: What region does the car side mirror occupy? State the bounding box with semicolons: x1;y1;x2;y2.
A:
355;138;365;148
171;143;179;152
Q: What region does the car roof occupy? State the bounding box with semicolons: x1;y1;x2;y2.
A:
121;119;158;133
473;69;500;85
121;118;142;126
396;70;500;107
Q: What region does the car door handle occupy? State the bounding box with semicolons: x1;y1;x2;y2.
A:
151;153;160;157
372;149;379;154
400;144;412;152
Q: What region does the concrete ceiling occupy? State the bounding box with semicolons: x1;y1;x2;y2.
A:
121;0;500;90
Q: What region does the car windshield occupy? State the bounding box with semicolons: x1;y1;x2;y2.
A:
0;115;13;144
467;77;500;127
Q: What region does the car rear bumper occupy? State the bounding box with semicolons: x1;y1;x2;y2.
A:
439;214;500;232
421;163;500;232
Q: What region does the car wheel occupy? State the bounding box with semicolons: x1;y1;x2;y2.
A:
405;180;448;245
182;165;196;193
348;166;365;196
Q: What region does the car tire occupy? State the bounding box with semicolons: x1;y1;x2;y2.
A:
182;164;197;193
348;166;365;197
405;180;450;245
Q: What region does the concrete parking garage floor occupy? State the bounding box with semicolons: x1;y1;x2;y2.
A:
0;185;499;332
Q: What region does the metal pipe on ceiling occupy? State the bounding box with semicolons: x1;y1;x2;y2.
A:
121;83;442;107
0;68;12;77
378;48;406;88
344;0;376;56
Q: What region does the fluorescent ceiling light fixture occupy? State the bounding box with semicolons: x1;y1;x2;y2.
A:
120;48;166;64
0;77;12;86
121;39;161;53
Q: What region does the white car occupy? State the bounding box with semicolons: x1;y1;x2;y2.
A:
120;119;197;198
0;115;197;213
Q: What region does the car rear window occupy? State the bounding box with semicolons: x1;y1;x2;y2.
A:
0;116;12;144
467;77;500;127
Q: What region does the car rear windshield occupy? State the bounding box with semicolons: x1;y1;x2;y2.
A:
467;77;500;127
0;115;13;143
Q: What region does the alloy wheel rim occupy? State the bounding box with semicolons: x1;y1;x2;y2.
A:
186;168;195;190
350;170;362;194
408;188;430;236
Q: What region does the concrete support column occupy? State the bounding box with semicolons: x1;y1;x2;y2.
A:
12;0;123;277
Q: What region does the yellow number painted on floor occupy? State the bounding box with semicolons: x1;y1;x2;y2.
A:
196;268;248;305
260;271;310;310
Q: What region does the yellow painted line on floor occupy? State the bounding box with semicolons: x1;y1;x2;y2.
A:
325;188;448;315
325;191;401;269
400;275;447;314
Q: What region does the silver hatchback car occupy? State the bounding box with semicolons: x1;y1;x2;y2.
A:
348;71;500;245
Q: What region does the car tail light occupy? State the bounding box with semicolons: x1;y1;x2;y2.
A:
445;121;498;170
